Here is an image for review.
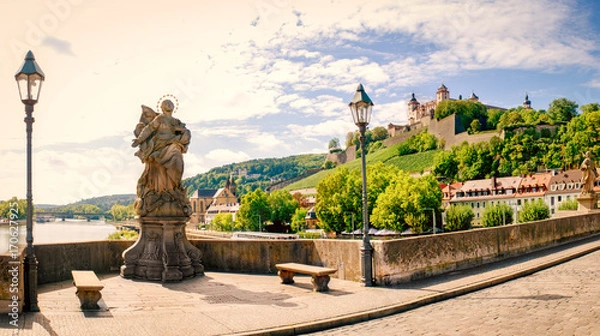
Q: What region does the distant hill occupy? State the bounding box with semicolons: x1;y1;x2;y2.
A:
182;154;327;196
54;194;137;212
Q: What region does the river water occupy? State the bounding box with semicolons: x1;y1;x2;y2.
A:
0;219;117;253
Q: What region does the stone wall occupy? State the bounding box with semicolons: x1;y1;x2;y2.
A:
373;213;600;285
21;212;600;289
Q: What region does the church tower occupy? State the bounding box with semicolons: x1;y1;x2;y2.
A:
523;93;531;109
436;83;449;103
407;93;420;122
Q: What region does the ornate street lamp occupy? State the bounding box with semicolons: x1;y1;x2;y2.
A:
15;50;45;312
348;83;374;287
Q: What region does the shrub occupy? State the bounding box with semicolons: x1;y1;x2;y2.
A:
444;204;473;231
211;213;234;232
481;203;513;227
108;229;139;240
518;199;550;223
558;198;578;211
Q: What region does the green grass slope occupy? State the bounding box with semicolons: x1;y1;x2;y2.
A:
285;142;441;191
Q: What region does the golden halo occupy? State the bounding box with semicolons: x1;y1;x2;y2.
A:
157;94;179;113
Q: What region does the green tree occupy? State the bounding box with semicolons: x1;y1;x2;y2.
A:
290;208;308;233
481;203;513;227
518;199;550;223
315;167;352;234
371;126;389;141
558;198;578;211
432;150;459;180
323;160;337;169
110;203;134;221
211;213;234;232
547;98;578;122
315;162;397;234
237;189;271;231
469;119;481;133
0;197;28;220
268;190;299;226
345;131;355;149
328;137;341;153
435;100;487;129
581;103;600;115
444;204;473;232
371;173;442;232
487;109;505;129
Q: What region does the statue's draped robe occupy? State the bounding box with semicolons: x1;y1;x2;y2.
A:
133;113;192;216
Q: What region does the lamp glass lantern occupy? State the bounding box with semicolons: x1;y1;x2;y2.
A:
15;51;45;105
348;84;373;127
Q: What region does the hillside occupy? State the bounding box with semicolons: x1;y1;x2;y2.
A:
182;153;327;196
284;142;441;191
36;194;136;213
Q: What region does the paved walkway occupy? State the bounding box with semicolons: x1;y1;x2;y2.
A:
309;247;600;335
1;235;599;336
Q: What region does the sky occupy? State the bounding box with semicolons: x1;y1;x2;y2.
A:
2;0;600;205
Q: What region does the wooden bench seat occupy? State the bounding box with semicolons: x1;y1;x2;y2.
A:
275;263;337;292
71;270;104;310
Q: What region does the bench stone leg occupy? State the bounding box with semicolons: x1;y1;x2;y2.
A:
278;270;295;284
311;275;330;292
76;290;102;310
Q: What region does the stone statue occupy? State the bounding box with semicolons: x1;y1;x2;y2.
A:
121;97;204;282
131;100;192;217
580;151;598;195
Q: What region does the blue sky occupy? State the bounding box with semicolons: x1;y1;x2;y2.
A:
2;0;600;204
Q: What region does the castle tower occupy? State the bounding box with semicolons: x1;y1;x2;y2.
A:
436;83;449;103
407;93;420;122
523;93;531;109
468;91;479;102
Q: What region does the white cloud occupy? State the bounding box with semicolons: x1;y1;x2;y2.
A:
246;132;290;152
288;119;355;141
205;149;251;166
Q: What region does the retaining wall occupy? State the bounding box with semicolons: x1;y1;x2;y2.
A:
373;213;600;285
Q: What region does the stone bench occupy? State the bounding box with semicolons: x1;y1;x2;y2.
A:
275;263;337;292
71;270;104;310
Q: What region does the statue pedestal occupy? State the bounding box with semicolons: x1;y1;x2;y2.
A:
577;193;598;212
120;216;204;282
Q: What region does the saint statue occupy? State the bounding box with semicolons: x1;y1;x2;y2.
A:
580;151;598;195
122;97;204;282
131;99;192;217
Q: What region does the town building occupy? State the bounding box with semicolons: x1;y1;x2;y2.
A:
545;170;582;215
448;169;600;225
189;177;239;224
450;176;521;225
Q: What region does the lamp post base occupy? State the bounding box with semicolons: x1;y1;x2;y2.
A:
24;255;39;312
360;239;374;287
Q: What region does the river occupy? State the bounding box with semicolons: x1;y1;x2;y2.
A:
0;219;118;254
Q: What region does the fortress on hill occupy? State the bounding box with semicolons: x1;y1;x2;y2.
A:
387;83;532;139
327;84;533;165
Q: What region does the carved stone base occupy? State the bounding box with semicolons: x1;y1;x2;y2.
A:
120;216;204;282
577;193;598;212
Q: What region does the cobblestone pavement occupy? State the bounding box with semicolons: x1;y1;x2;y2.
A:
309;250;600;336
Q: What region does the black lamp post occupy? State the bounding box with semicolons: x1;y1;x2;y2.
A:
348;83;374;287
15;50;45;312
